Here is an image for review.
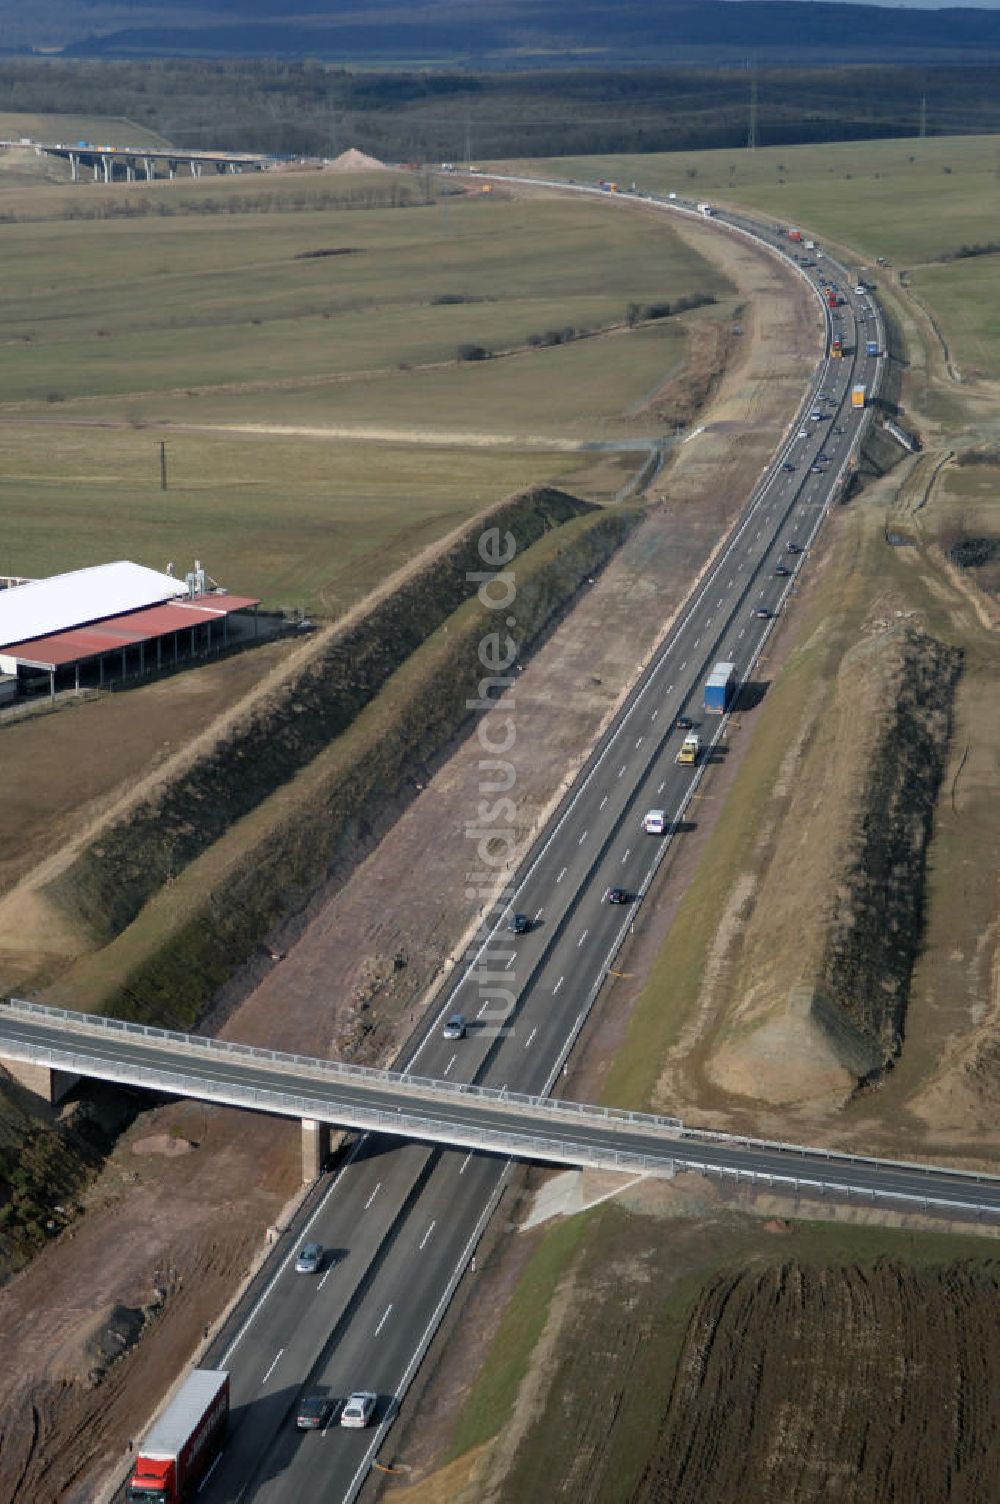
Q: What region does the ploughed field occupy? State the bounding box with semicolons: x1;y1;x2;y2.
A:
636;1259;1000;1504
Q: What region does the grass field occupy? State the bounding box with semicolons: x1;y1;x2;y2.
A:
0;112;170;148
0;183;726;407
503;135;1000;378
0;424;585;610
0;170;729;602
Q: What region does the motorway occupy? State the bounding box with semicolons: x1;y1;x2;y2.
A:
108;189;887;1500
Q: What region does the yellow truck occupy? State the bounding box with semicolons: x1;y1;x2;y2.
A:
676;733;700;766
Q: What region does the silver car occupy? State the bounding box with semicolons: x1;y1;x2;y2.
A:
340;1391;377;1428
295;1241;323;1274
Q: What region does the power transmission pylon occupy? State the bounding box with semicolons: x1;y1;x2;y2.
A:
747;57;759;151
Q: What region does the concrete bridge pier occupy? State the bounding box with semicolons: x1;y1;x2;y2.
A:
125;160;135;183
301;1118;332;1182
103;156;112;183
191;160;203;178
168;161;176;180
69;152;80;183
92;160;100;181
2;1057;79;1106
144;156;153;181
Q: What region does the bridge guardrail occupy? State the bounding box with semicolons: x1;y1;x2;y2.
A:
7;998;998;1186
4;1032;999;1218
2;998;683;1132
680;1125;1000;1186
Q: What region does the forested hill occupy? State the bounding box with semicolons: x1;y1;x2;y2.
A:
8;0;1000;64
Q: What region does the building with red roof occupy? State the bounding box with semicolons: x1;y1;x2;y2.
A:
0;561;261;702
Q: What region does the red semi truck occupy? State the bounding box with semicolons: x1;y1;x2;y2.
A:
126;1369;229;1503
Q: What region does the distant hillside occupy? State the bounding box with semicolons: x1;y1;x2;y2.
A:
2;59;1000;160
6;0;1000;65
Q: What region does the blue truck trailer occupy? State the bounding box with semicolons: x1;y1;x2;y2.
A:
866;339;879;357
704;661;737;715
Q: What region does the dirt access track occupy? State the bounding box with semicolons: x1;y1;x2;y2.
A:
0;191;821;1502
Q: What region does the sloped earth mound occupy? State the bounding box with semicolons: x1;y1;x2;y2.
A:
812;627;962;1079
704;624;962;1106
45;485;593;956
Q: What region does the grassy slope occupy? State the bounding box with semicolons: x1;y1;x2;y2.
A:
0;425;581;612
0;112;170;148
0;174;728;604
44;503;638;1021
0;184;723;404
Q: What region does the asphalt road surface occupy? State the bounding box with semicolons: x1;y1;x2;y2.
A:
71;187;904;1502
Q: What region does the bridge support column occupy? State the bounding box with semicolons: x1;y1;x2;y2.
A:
93;161;100;181
1;1057;79;1106
144;156;153;181
103;157;112;183
168;162;176;180
125;159;135;182
69;152;80;183
301;1118;331;1182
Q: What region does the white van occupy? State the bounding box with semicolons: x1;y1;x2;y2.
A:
643;809;666;834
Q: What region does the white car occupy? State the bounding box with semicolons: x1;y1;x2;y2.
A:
643;809;666;834
340;1391;377;1428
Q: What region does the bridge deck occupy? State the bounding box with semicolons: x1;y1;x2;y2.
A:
1;1001;999;1219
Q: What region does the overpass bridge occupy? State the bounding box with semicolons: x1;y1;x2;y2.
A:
0;138;280;183
2;999;999;1221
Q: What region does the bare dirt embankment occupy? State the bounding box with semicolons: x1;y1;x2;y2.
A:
703;625;961;1105
0;485;604;1012
0;201;818;1503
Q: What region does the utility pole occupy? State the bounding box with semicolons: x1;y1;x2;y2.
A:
747;56;759;151
159;441;167;491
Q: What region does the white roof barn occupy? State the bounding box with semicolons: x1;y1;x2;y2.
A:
0;560;187;651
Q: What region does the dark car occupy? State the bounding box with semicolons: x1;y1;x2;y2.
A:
508;912;531;935
817;452;831;462
607;887;631;905
754;607;772;618
786;542;802;554
675;714;694;731
810;463;823;473
781;462;796;473
297;1394;334;1431
774;563;791;577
